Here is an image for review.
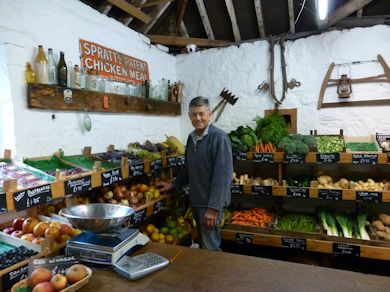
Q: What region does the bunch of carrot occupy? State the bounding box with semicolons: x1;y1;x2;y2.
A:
254;142;276;153
231;208;273;227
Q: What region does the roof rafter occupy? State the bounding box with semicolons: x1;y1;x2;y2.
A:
135;0;173;8
225;0;241;41
254;0;265;37
148;35;228;47
287;0;295;33
142;1;172;34
328;0;372;26
107;0;151;24
195;0;215;40
175;0;188;34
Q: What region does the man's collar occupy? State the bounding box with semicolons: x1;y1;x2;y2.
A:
191;122;212;143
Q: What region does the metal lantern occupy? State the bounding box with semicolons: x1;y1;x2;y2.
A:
337;74;352;98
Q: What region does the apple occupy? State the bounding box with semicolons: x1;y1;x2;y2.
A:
29;268;52;288
2;227;15;234
66;264;88;284
21;233;35;242
59;224;74;236
108;199;117;204
11;230;24;237
44;226;60;241
58;234;72;243
120;199;129;206
50;273;67;291
33;222;50;237
32;281;54;292
12;217;25;230
123;190;131;200
46;205;56;214
104;191;114;200
32;237;45;245
71;229;82;237
114;191;124;201
97;197;105;203
49;221;61;229
22;217;39;234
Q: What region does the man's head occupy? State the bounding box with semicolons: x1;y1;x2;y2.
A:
188;96;212;135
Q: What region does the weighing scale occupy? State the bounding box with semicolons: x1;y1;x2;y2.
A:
66;228;149;265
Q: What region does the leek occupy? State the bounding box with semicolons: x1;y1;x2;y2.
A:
357;212;370;240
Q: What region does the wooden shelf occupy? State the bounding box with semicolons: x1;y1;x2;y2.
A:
27;83;181;116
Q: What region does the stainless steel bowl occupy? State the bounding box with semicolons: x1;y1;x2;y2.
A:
61;203;134;233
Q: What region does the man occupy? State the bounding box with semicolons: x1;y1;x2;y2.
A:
158;96;233;251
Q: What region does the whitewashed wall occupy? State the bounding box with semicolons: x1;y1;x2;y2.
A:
0;0;179;159
176;25;390;139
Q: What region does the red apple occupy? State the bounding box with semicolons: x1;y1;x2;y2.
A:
50;274;67;291
2;227;15;234
32;237;45;245
59;224;74;236
12;217;25;230
44;226;60;241
66;264;88;284
29;268;52;288
33;222;50;237
32;281;54;292
21;233;35;242
11;230;24;237
22;217;39;234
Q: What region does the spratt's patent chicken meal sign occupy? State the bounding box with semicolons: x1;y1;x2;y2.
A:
79;39;149;84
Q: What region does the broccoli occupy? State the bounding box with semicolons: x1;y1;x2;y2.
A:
291;134;303;141
278;136;292;148
285;141;297;154
302;135;317;148
296;141;309;155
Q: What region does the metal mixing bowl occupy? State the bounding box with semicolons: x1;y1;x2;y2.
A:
61;203;134;233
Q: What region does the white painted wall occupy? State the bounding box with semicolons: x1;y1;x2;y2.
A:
0;0;179;159
176;25;390;139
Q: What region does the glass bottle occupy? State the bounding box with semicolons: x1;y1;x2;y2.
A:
25;62;36;84
86;69;98;91
57;52;67;87
71;65;82;89
34;45;49;84
47;48;57;85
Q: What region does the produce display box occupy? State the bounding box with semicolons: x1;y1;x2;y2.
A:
376;132;390;152
344;135;381;153
313;129;346;153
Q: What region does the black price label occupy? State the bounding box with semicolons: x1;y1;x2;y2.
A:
352;153;378;165
29;255;79;277
130;163;144;177
0;192;7;215
235;233;254;244
251;185;272;196
13;184;52;211
153;200;165;215
356;191;382;203
316;153;339;164
130;208;147;227
284;154;305;164
253;153;274;163
65;176;92;197
236;152;247;161
287;187;309;199
177;155;186;166
282;237;306;250
318;189;342;201
101;168;122;187
150;159;162;172
231;184;243;195
333;243;360;257
167;157;177;167
1;264;28;291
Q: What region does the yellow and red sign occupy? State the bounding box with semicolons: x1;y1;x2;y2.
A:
79;39;149;84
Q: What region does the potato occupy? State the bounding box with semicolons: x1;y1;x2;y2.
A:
317;176;328;185
339;178;349;189
367;178;375;184
378;213;390;226
372;220;385;231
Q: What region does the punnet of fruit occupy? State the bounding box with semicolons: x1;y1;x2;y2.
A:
142;216;190;245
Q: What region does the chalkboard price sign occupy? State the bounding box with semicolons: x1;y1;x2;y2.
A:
282;237;306;250
65;176;92;197
356;191;381;203
236;152;247;161
1;264;29;291
101;168;122;187
167;157;177;167
316;153;339;164
235;233;254;244
318;189;342;201
333;243;360;257
29;255;79;277
13;184;52;211
253;153;274;163
284;154;305;164
251;185;272;196
0;192;7;215
231;184;243;195
352;154;378;165
177;155;186;166
150;159;162;172
287;187;308;199
129;208;147;227
153;200;165;215
130;163;145;177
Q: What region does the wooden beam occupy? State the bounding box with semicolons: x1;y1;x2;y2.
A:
254;0;265;37
195;0;215;40
107;0;151;24
122;0;147;26
176;0;188;34
142;1;172;34
357;8;363;17
148;35;229;47
225;0;241;41
180;21;189;38
102;4;113;15
328;0;372;26
287;0;295;33
135;0;173;8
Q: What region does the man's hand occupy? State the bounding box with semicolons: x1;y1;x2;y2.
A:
204;208;219;229
156;181;173;192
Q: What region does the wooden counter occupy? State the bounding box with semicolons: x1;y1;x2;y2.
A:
79;242;390;292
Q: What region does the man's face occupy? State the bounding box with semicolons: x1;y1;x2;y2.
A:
188;105;211;133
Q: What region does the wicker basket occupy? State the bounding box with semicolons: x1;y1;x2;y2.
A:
11;267;92;292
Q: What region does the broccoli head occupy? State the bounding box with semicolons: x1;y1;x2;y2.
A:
291;134;303;141
302;135;317;148
285;141;297;154
296;141;309;155
278;137;292;149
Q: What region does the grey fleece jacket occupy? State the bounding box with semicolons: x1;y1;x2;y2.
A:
173;123;233;211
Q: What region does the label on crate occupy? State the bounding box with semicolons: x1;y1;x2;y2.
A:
0;192;7;214
284;154;305;164
251;185;272;196
150;159;162;172
29;255;79;276
130;163;145;177
101;168;122;187
356;191;382;203
1;264;29;290
167;156;177;167
253;153;274;163
13;184;52;211
352;153;378;165
129;208;147;227
332;243;360;257
177;155;186;166
318;189;342;201
231;184;243;195
316;153;340;164
235;233;254;244
65;176;92;197
153;199;165;215
282;237;306;250
236;152;247;161
287;187;309;199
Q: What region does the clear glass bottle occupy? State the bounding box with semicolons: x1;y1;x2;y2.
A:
25;62;36;84
80;66;87;89
71;65;82;89
35;45;49;84
47;48;57;85
57;52;67;87
86;69;98;91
